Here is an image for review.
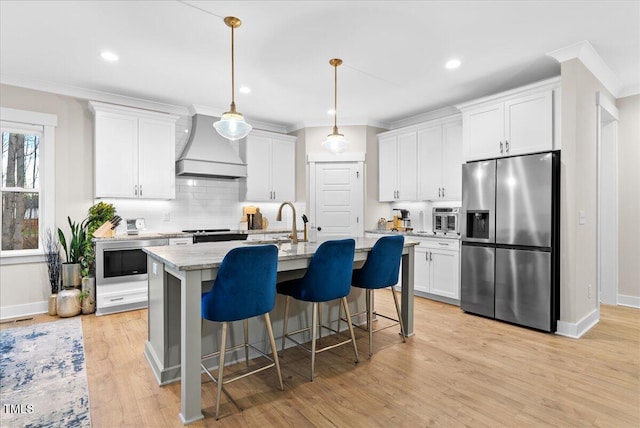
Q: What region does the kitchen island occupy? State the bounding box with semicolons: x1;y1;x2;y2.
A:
143;237;417;425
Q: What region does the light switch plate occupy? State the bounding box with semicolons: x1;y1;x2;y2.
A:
578;210;586;225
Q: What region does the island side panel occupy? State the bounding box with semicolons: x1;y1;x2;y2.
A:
401;245;415;336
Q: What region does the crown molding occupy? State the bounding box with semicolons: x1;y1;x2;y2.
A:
388;106;460;130
546;40;622;98
286;117;390;133
1;74;190;116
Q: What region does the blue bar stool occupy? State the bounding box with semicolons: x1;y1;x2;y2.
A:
277;238;359;381
200;245;283;420
344;235;406;357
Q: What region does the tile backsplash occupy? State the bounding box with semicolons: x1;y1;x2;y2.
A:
101;178;305;234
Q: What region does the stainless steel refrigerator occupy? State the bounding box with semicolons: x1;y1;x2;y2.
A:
460;151;560;332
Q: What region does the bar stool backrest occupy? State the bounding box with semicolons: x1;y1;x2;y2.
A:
202;245;279;322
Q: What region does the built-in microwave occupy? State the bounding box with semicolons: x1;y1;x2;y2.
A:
433;207;460;234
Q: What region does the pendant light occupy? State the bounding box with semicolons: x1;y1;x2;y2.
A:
322;58;348;154
214;16;252;141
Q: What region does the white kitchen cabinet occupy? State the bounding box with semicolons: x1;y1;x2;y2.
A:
417;120;462;201
413;237;460;301
378;131;417;201
89;101;178;199
458;78;559;162
241;129;296;202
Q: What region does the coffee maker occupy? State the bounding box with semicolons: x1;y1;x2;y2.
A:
392;209;412;231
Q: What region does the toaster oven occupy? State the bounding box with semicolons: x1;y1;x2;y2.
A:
433;207;459;235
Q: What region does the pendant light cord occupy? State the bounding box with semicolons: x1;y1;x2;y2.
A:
230;24;236;109
333;62;338;133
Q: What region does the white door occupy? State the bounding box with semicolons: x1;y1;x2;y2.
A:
397;132;418;200
378;136;399;201
271;138;295;201
311;162;363;238
462;103;503;161
442;123;463;201
505;90;553;156
430;249;460;299
138;117;175;199
418;126;442;200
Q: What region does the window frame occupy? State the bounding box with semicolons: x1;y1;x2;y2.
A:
0;107;57;265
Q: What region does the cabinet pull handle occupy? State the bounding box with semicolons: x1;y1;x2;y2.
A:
134;185;138;196
505;140;510;153
425;251;429;261
110;297;125;302
442;187;445;197
273;191;276;200
430;251;433;261
438;242;448;246
140;185;142;196
396;190;399;199
499;141;503;154
438;188;441;198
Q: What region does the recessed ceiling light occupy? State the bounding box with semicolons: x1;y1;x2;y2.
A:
239;86;251;94
101;51;119;62
445;59;461;69
327;109;336;115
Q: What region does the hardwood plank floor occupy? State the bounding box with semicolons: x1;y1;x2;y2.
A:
3;294;639;427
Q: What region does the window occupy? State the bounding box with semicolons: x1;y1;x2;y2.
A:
0;108;56;263
2;124;41;251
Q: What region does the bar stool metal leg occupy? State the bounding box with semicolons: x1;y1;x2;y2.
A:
244;318;249;366
215;322;228;420
391;287;406;341
342;297;359;363
264;312;284;390
310;302;318;381
281;296;290;355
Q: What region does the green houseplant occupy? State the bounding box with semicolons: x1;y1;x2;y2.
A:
57;216;86;317
80;202;116;315
58;216;87;289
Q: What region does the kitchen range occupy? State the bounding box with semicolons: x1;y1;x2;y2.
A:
460;151;560;332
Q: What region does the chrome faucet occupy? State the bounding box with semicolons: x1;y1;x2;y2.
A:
276;201;298;244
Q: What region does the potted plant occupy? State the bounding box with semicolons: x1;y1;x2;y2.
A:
43;228;61;316
80;202;116;315
57;216;86;317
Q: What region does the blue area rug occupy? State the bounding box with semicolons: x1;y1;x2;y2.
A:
0;318;91;427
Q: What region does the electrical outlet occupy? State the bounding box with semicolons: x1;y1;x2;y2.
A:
163;212;170;222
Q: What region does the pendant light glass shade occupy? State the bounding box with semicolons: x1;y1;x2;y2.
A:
322;129;348;154
323;58;348;154
214;109;252;141
214;16;252;141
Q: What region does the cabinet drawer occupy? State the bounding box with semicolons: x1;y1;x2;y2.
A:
415;237;460;251
96;281;147;310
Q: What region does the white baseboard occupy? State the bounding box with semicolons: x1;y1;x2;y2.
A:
0;301;48;321
618;294;640;308
555;308;600;339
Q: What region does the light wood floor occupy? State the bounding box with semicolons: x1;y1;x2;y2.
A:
3;294;639;427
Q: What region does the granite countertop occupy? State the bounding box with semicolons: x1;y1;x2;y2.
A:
365;229;461;240
144;237;419;272
92;228;297;242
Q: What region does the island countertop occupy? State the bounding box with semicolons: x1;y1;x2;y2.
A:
143;236;419;272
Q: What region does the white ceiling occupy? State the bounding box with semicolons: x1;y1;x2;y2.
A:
1;1;638;131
